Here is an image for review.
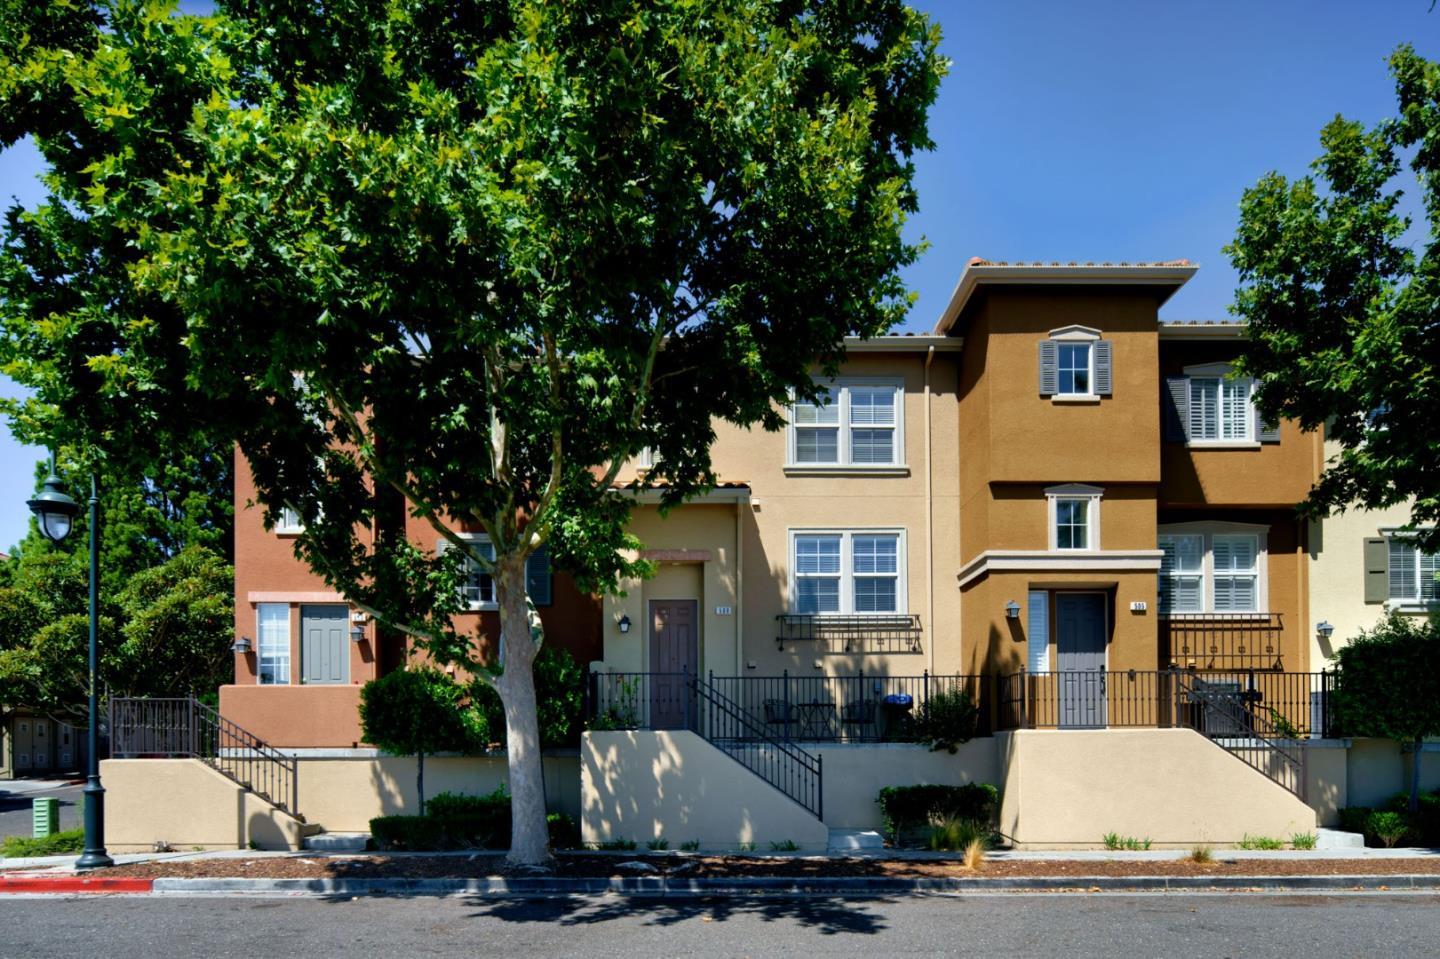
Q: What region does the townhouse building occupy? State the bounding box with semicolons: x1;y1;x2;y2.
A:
103;259;1436;852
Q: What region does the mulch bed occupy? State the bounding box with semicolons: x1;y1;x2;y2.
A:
59;853;1440;881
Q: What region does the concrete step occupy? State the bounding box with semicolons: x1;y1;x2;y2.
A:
1315;828;1365;850
828;829;884;853
303;833;371;852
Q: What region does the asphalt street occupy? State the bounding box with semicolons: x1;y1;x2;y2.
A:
2;892;1438;958
0;782;82;839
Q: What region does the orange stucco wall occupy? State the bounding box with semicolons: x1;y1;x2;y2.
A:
218;684;366;748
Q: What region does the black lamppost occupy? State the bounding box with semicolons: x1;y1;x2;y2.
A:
28;469;113;870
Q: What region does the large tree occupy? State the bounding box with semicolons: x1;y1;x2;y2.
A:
0;0;945;864
1228;45;1440;549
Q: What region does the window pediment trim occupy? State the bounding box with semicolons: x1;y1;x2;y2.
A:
1048;325;1101;341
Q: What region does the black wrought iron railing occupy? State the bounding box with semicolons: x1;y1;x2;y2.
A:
1160;612;1285;670
774;614;923;654
691;676;823;819
110;697;301;819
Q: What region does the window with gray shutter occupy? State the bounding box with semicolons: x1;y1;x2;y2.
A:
1257;413;1281;443
526;547;553;606
1162;377;1189;442
1093;340;1113;396
1363;537;1388;603
1038;340;1058;396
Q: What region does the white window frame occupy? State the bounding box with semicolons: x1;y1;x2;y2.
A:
1045;484;1102;552
1156;521;1269;615
786;378;905;471
787;528;907;616
274;506;305;535
256;603;291;685
1182;362;1256;445
1383;531;1440;609
1049;325;1100;401
442;535;554;610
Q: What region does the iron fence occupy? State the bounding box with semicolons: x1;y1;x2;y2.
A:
774;614;924;654
1160;613;1286;670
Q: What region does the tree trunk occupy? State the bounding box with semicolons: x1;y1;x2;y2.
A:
495;557;552;866
1411;735;1423;813
417;750;426;817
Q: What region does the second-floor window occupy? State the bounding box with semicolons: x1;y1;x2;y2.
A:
788;380;903;468
791;530;904;615
447;538;554;609
1388;537;1439;604
275;506;304;535
1164;364;1279;445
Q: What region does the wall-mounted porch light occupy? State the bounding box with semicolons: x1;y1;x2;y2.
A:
1004;600;1021;620
1316;620;1335;640
618;614;632;634
350;624;366;643
231;636;253;654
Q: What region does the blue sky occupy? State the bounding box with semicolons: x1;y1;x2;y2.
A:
0;0;1436;549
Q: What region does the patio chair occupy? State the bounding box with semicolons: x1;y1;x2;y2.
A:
763;699;796;736
841;700;878;740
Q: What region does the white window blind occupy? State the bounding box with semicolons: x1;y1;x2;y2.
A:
1212;534;1259;611
257;604;291;685
793;531;903;615
1388;538;1440;603
1189;377;1253;441
1158;534;1204;613
789;382;902;467
1027;591;1050;671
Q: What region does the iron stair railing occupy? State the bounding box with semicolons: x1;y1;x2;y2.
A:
1174;673;1308;802
689;673;823;820
110;696;301;820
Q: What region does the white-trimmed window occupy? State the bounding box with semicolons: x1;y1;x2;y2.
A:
256;604;291;685
788;380;903;468
791;530;905;615
275;506;304;535
1158;524;1267;614
442;536;553;610
1045;485;1102;551
1038;326;1111;400
1388;537;1440;604
1057;342;1092;396
1188;376;1253;442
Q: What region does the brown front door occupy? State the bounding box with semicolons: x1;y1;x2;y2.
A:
649;600;698;730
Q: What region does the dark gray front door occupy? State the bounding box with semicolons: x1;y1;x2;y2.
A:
301;605;349;685
648;600;698;730
1056;593;1107;729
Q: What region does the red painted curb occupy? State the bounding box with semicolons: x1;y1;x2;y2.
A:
0;876;153;894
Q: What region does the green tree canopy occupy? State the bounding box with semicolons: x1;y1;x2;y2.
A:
1331;613;1440;811
1228;45;1440;549
0;0;946;863
359;666;488;815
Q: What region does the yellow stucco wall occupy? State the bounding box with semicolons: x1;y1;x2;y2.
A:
102;759;307;852
997;729;1317;846
815;741;999;830
581;730;829;850
1307;497;1417;666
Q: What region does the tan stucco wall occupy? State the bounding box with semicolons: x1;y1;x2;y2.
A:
102;758;306;852
815;741;999;831
581;730;829;850
996;729;1316;846
1345;738;1440;809
294;755;580;833
1307;497;1418;666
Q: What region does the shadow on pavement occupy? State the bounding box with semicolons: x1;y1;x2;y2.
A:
460;895;894;935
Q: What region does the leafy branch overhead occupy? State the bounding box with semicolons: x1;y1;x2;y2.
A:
1228;45;1440;548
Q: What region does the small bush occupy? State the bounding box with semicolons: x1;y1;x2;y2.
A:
593;838;638;851
1189;846;1213;864
646;838;670;851
1290;832;1317;850
1238;834;1284;850
912;686;980;753
925;817;990;853
547;813;579;850
769;839;800;852
876;783;999;843
2;828;85;858
1369;811;1410;848
369;786;512;850
1336;802;1439;848
1102;833;1151;851
679;840;700;852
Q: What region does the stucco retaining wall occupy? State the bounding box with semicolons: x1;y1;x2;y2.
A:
581;730;829;851
997;729;1318;846
813;741;999;831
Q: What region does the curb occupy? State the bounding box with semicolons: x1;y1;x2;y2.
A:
6;873;1440;897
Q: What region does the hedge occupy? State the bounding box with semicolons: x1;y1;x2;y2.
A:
369;787;579;851
876;783;999;842
1338;789;1440;848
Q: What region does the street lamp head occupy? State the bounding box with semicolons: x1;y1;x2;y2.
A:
27;472;79;544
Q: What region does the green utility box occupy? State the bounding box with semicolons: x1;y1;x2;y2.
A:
32;797;59;838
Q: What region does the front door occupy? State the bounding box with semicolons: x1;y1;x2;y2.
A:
648;600;698;730
1056;593;1107;729
301;605;350;685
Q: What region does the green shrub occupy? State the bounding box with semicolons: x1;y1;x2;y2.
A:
876;783;999;843
1238;834;1284;850
547;813;580;850
359;667;488;814
425;787;509;820
369;786;513;850
679;840;700;852
1101;833;1151;851
1290;832;1317;850
912;685;979;753
926;817;990;852
1337;801;1440;848
593;838;637;851
646;838;670;851
472;645;585;747
2;828;85;858
1369;811;1410;848
769;839;800;852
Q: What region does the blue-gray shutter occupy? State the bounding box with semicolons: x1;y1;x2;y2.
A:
1038;340;1058;396
526;547;553;606
1093;340;1113;396
1256;408;1281;443
1162;377;1189;442
1363;537;1388;603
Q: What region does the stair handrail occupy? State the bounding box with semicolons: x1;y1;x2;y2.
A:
687;674;823;819
1172;671;1307;802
